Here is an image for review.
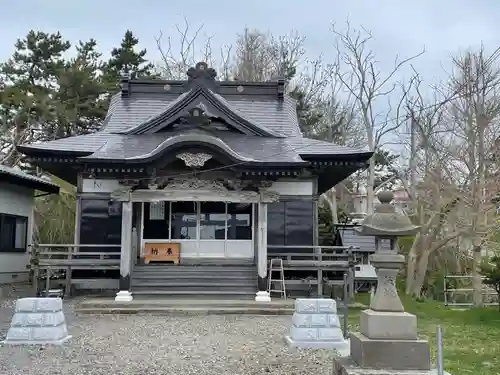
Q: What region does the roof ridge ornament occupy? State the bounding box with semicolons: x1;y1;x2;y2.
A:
186;62;217;86
277;78;285;100
120;72;131;97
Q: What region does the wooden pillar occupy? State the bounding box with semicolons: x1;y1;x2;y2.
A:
115;200;133;302
73;197;81;245
68;174;83;297
73;174;82;249
313;198;322;296
255;202;271;302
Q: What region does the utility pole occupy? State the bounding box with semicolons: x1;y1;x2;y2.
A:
409;115;417;201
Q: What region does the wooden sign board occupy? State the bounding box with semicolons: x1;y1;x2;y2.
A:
143;242;180;264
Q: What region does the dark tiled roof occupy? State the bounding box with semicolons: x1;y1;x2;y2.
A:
20;131;369;165
103;91;302;137
285;137;370;156
18;63;372;165
0;164;60;194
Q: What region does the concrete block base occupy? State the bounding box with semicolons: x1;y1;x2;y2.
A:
255;291;271;302
285;335;350;356
2;298;71;346
333;357;449;375
2;335;72;346
350;332;431;371
115;291;133;302
360;309;418;340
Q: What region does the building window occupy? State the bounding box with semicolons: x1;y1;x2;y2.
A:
200;202;227;240
0;214;28;253
171;202;197;240
143;202;170;240
143;201;254;241
227;203;252;240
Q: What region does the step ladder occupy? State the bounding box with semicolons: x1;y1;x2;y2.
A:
268;258;286;299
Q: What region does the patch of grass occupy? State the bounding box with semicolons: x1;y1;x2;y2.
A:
349;294;500;375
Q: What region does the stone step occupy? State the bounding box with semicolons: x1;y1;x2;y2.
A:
130;289;256;297
74;300;353;316
75;306;294;315
132;271;257;279
75;298;296;315
134;265;256;272
132;274;256;281
131;283;256;291
131;280;255;288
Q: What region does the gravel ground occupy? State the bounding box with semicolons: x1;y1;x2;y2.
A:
0;294;334;375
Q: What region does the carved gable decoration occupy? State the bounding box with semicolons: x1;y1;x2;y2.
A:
164;178;228;193
176;152;212;168
179;106;212;127
112;177;280;203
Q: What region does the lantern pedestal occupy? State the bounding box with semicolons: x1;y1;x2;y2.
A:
349;330;430;371
359;310;417;340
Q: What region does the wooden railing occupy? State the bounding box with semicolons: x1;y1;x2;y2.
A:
31;244;121;296
266;245;358;297
267;245;358;270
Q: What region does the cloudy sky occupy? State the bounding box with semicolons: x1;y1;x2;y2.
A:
1;0;498;84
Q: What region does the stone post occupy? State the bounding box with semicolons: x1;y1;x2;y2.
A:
333;191;432;374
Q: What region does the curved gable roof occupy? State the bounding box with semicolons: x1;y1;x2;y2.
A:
125;86;282;137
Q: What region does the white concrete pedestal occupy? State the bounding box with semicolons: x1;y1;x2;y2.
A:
285;298;348;354
3;297;71;345
115;291;133;302
255;291;271;302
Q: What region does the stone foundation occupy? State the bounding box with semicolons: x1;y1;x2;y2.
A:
333;358;446;375
285;298;348;354
350;332;431;371
3;297;71;345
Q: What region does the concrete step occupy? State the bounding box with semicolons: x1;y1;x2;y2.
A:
131;289;256;297
131;284;256;292
134;269;255;274
134;265;256;271
75;298;296;315
132;274;256;281
75;306;294;315
132;271;257;280
74;299;357;316
131;280;255;288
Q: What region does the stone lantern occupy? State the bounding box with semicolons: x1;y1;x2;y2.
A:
355;190;419;312
333;190;432;374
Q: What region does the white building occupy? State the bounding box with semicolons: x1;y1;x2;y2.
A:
0;165;59;284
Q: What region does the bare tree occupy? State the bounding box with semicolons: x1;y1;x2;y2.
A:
231;28;305;82
402;47;500;299
331;21;424;214
444;47;500;306
155;17;232;80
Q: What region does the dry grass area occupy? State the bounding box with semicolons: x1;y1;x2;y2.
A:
351;295;500;375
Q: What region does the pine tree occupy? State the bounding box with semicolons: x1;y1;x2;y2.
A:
0;31;70;166
50;39;109;138
105;30;156;84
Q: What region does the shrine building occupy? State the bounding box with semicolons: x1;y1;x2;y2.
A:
18;62;372;301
